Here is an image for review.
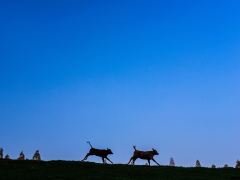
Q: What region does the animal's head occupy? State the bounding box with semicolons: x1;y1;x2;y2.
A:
107;148;113;155
152;148;159;155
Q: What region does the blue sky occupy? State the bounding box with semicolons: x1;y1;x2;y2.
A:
0;0;240;166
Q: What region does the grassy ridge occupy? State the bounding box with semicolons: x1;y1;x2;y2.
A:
0;160;240;180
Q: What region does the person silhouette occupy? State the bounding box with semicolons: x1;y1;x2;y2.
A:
32;150;41;160
18;151;25;160
5;154;10;160
0;148;3;159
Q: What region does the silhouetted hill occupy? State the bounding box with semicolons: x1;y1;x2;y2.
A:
0;160;239;180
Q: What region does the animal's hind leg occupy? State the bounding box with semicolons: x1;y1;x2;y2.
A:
127;157;133;165
105;157;113;164
81;153;90;161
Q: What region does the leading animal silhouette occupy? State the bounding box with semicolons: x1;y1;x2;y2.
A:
127;146;160;166
81;141;113;164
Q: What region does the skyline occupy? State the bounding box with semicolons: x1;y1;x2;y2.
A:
0;0;240;167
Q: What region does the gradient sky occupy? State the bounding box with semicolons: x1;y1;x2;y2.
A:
0;0;240;167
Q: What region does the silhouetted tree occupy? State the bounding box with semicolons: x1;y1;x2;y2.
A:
224;164;228;168
0;148;3;159
211;164;216;168
169;157;175;167
196;160;201;167
236;160;240;168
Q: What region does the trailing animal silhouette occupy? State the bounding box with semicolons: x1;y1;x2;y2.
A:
81;141;113;164
128;146;160;166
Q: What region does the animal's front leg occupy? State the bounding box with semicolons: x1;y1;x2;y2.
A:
81;153;90;161
105;157;113;164
101;157;106;164
152;158;160;166
147;159;151;166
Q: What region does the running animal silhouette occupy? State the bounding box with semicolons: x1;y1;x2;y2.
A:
81;141;113;164
127;146;160;166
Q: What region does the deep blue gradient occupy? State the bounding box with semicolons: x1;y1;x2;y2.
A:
0;0;240;166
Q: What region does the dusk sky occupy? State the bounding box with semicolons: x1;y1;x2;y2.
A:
0;0;240;166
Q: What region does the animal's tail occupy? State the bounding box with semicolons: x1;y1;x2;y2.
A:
87;141;93;148
133;146;137;151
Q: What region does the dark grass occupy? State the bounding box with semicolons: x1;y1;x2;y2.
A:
0;160;240;180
